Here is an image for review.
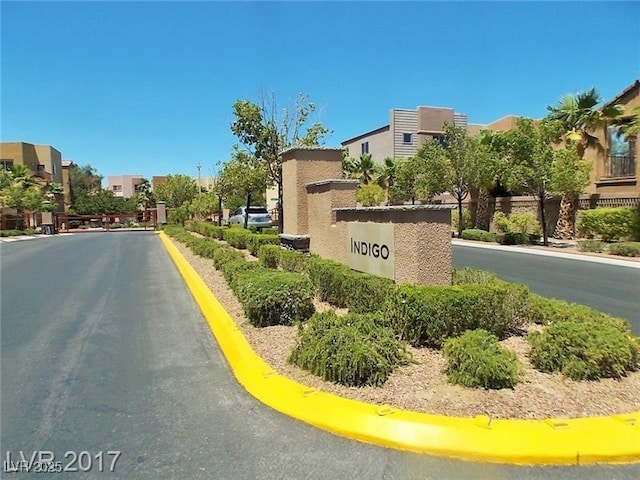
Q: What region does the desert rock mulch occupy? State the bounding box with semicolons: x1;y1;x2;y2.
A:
170;238;640;420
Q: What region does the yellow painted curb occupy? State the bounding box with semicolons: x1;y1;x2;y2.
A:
158;232;640;465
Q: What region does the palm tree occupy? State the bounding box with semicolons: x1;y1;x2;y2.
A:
546;88;624;239
375;157;397;205
617;105;640;137
354;153;375;185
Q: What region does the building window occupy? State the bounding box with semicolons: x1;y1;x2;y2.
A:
403;133;412;144
0;159;13;171
112;185;122;192
605;126;636;178
361;142;369;154
434;135;445;146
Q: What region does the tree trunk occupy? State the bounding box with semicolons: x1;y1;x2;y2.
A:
217;196;223;227
475;188;490;231
244;192;252;229
457;197;464;238
278;181;283;234
553;192;576;240
539;196;548;246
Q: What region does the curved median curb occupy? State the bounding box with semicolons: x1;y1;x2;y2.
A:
159;232;640;465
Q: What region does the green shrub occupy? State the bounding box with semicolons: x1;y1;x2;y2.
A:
212;246;245;270
576;207;635;242
495;232;531;245
289;310;409;387
278;249;311;274
309;258;352;307
452;208;471;233
191;238;221;259
384;283;529;348
236;271;315;327
0;230;25;237
576;239;605;253
461;229;494;242
343;271;395;314
492;211;511;233
444;329;520;389
223;227;252;249
452;267;499;285
529;320;638;380
247;234;280;256
607;242;640;257
508;212;541;235
168;205;189;225
258;244;281;269
260;227;279;236
220;259;266;292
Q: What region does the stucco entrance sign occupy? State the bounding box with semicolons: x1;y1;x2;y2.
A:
348;223;394;280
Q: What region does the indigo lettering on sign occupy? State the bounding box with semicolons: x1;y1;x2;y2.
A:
350;238;390;260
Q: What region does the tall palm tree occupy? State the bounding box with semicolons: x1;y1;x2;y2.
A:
546;88;624;239
617;105;640;137
354;153;375;185
375;157;397;205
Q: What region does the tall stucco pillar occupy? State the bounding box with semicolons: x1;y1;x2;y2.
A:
281;147;343;235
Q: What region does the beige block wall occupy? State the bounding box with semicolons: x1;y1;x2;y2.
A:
306;180;358;262
334;206;454;286
417;106;454;133
34;145;63;183
342;127;392;163
281;147;344;235
0;142;40;173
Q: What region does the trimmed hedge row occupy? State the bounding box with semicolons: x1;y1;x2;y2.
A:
577;207;639;242
461;229;494;242
247;234;280;256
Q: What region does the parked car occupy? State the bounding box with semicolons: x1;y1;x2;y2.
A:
227;206;272;229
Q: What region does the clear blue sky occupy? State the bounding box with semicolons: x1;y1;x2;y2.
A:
2;1;639;184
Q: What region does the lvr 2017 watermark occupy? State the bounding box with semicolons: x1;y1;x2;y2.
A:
3;450;121;474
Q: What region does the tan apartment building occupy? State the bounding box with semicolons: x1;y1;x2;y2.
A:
0;142;65;211
584;79;639;197
108;175;143;198
341;106;469;162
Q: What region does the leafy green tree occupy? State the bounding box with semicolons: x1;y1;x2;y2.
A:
0;165;39;228
356;183;385;206
374;157;399;205
188;192;218;220
502;118;563;246
550;143;592;239
395;140;453;204
473;130;504;230
154;174;198;209
231;92;332;232
219;149;269;228
73;189;137;215
440;123;478;238
69;164;103;207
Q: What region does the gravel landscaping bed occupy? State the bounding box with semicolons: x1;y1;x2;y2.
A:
170;238;640;420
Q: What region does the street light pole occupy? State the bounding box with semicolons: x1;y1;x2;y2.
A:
196;162;202;191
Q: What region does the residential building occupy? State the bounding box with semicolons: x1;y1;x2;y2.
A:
151;176;167;192
341;106;469;161
61;160;75;212
585;79;639;196
107;175;143;198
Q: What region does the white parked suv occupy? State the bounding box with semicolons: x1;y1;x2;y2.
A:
227;206;273;230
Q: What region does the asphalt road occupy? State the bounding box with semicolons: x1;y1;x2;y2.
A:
1;232;638;479
453;243;640;336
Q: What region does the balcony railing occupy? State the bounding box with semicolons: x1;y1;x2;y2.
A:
603;154;636;179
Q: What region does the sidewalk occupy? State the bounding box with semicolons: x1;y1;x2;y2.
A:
452;238;640;269
0;233;74;243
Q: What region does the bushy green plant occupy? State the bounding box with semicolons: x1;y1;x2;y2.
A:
309;258;353;307
0;229;25;237
236;271;315;327
461;229;494;242
508;212;541;235
258;244;281;269
384;283;529;348
452;267;499;285
495;232;530;245
444;329;520;389
191;238;221;259
452;208;471;233
260;227;279;236
223;227;252;249
343;271;395;314
607;242;640;257
168;205;189;225
220;258;266;292
289;310;409;387
212;246;245;270
576;207;635;241
247;234;280;256
576;239;605;253
278;249;311;274
492;211;511;233
529;320;638;380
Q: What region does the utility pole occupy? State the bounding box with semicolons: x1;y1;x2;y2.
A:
196;162;202;191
